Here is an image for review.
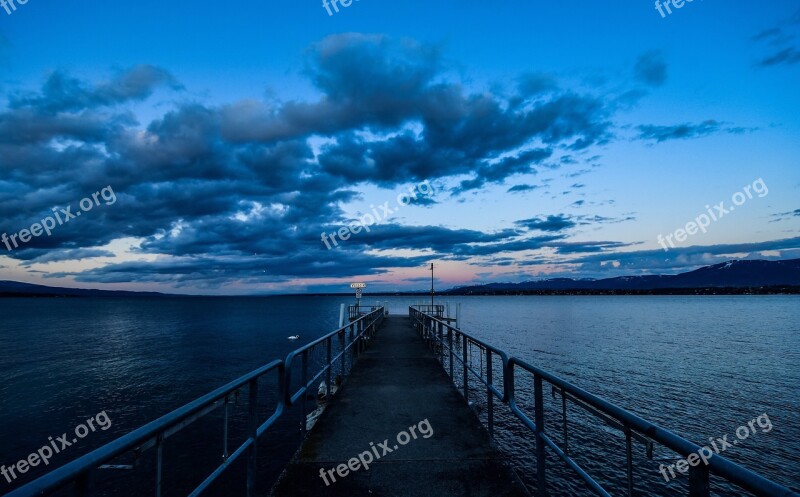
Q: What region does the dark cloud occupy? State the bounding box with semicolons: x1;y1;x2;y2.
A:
513;213;635;234
9;65;181;113
507;184;538;194
758;47;800;67
0;33;764;290
550;241;633;254
330;224;521;253
570;237;800;276
634;51;667;87
752;11;800;68
770;208;800;222
577;214;636;225
752;28;783;42
515;214;576;232
450;235;565;257
19;248;115;265
637;120;754;142
516;72;559;96
453;148;551;194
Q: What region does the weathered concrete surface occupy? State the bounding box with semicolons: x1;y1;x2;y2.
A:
269;315;528;497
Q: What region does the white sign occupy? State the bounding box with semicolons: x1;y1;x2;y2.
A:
350;282;367;289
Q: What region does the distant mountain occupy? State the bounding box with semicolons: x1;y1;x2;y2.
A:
447;259;800;294
0;280;177;298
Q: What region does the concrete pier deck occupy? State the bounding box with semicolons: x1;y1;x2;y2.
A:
269;315;528;497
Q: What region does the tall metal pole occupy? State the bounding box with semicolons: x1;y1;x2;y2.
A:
430;263;434;307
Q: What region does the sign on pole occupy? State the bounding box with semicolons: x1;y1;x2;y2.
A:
350;282;366;304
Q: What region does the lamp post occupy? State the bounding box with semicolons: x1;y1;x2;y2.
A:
429;263;434;308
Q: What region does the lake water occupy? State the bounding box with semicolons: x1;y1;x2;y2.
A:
0;296;797;496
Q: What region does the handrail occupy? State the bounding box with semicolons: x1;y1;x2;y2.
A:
5;306;387;497
284;307;384;408
409;304;445;317
409;306;507;435
5;360;285;497
347;305;383;320
507;357;797;497
410;306;798;497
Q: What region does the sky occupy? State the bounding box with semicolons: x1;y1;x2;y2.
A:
0;0;798;295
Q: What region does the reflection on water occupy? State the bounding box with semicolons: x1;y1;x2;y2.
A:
0;295;797;495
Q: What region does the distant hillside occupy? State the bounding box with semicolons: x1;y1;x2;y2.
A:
0;280;177;298
447;259;800;294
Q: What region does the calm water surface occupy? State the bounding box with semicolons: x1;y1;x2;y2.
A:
0;296;797;496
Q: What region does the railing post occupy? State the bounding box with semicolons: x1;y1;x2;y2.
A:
246;378;258;497
349;323;355;364
534;374;547;496
155;433;164;497
74;470;92;497
301;350;308;436
438;322;444;363
339;330;346;377
326;337;332;397
688;465;710;497
462;334;469;403
223;395;230;459
449;330;454;379
624;427;634;496
358;319;364;354
486;350;494;437
560;388;569;458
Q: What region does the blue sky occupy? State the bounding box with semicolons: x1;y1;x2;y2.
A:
0;0;798;294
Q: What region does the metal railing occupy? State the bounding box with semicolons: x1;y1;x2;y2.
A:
409;304;445;318
409;306;798;497
347;305;384;321
410;306;506;436
284;307;385;435
5;307;385;497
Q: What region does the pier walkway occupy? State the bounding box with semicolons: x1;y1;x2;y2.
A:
269;315;528;497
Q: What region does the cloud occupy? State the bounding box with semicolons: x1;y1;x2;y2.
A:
570;237;800;275
637;120;754;142
516;72;559;96
752;28;784;42
515;214;576;232
507;184;538;194
0;33;776;291
770;208;800;222
453;148;552;194
758;47;800;67
634;51;667;87
18;248;115;265
752;11;800;68
9;65;181;113
550;241;633;254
